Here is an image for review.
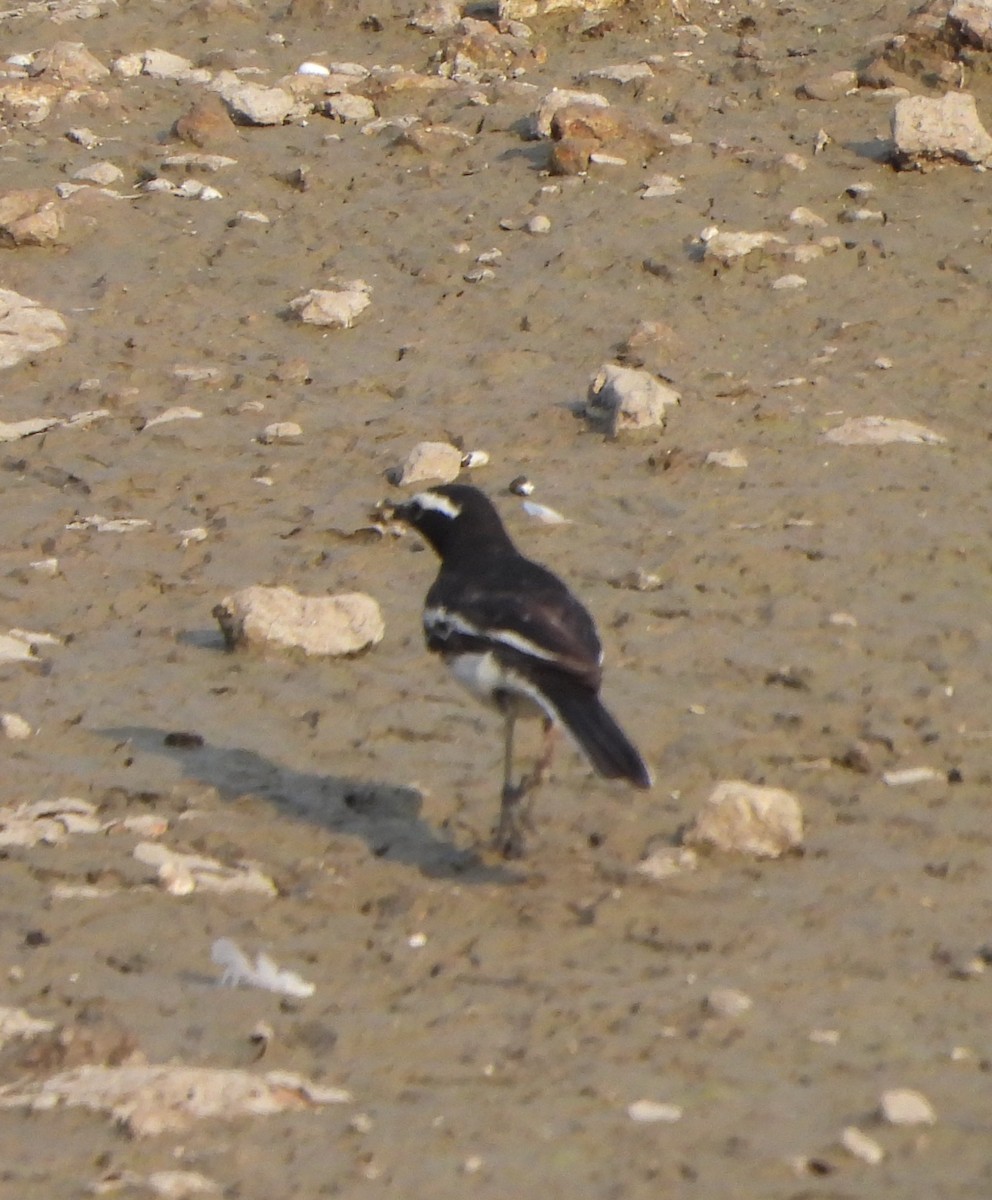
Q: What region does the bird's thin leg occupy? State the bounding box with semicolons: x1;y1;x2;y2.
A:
521;718;558;792
495;711;531;859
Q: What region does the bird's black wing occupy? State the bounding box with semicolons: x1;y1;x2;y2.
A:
425;554;604;690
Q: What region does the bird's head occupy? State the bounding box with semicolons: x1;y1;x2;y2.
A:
392;484;511;559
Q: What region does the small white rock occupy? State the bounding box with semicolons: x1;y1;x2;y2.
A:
879;1088;936;1126
143;406;203;430
394;441;463;486
684;780;804;858
882;766;942;787
627;1099;683;1124
525;213;551;234
704;987;753;1018
823;416;946;446
288;281;371;329
641;173;682;198
635;846;697;880
72;160;123;185
771;273;807;290
522;500;569;525
704;448;748;469
840;1126;885;1165
0;712;33;739
586;363;680;435
214;586;384;657
297;60;331;76
259;421;303;444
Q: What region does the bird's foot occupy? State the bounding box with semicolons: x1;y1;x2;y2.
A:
495;780;536;860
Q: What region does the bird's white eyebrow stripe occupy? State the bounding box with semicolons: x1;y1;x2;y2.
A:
424;605;562;664
412;491;462;519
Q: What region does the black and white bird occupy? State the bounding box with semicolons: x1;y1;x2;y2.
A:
393;484;652;858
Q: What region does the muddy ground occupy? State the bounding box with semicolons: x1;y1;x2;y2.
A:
2;0;992;1195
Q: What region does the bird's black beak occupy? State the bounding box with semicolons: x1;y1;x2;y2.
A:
379;498;410;523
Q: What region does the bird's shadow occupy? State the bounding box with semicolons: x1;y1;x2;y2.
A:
100;725;516;883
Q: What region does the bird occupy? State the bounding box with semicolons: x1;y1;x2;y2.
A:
392;483;652;858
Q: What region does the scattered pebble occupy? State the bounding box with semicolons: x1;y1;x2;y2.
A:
891;91;992;169
684;780;804;859
143;406;203;430
704;987;753;1018
0;1063;349;1136
393;440;463;485
133;841;277;897
704;448;748;469
879;1087;936;1126
213;585;384;656
882;766;942;786
636;845;698;880
288;280;372;329
0;288;68;370
627;1099;683;1124
586;363;680;435
259;421;303;444
823;416;946;446
522;499;569;524
0;712;32;739
840;1125;885;1165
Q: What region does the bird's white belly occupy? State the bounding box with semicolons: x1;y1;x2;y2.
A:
445;650;549;719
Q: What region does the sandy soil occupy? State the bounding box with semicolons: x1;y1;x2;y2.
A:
3;0;992;1195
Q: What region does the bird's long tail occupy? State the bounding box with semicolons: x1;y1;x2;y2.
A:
538;675;653;790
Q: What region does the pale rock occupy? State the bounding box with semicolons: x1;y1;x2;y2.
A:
0;1006;55;1047
789;205;828;228
530;87;609;139
627;1099;683;1124
214;585;384;656
143;406;203;430
134;842;277;898
288;280;371;329
0;417;61;441
72;160;122;185
500;0;622;18
29;41;109;84
0;188;66;247
0;712;32;739
394;440;463;485
705;448;748;469
823;415;946;445
0;78;60;126
699;227;788;266
319;93;377;123
586;363;680;434
0;635;36;663
840;1125;885;1164
879;1087;936;1126
111;52;144;77
684;780;804;858
525;213;551;233
0;1063;350;1136
583;62;654;85
212;72;306;125
641;173;682;198
892;91;992;168
951;0;992;49
0;289;68;370
259;421;302;443
409;0;463;34
771;273;807;290
140;48;197;79
635;845;698;880
705;987;753;1017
